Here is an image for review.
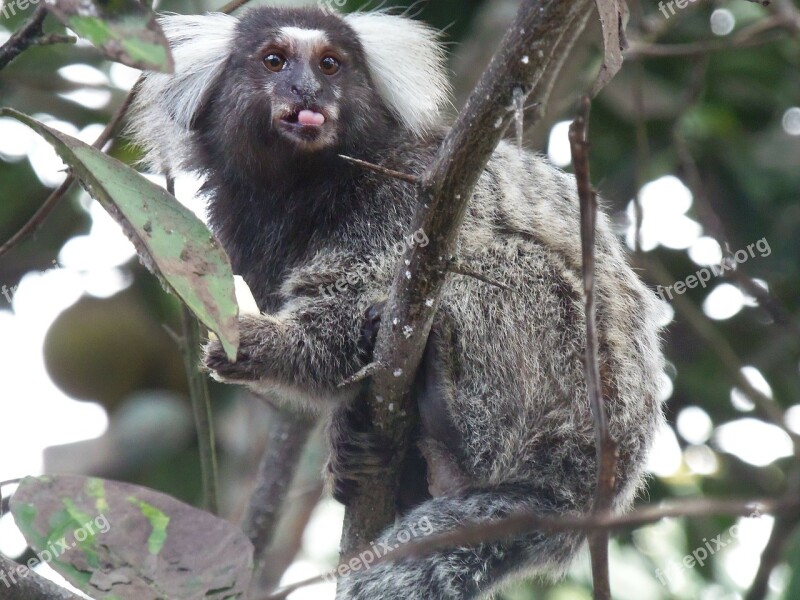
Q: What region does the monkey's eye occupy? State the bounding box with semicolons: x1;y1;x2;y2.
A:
264;53;287;72
319;55;341;76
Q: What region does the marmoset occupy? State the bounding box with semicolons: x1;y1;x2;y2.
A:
130;6;666;599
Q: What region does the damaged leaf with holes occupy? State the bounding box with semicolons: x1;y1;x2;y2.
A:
0;109;239;360
10;475;254;599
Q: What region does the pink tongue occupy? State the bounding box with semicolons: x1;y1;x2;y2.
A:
298;110;325;126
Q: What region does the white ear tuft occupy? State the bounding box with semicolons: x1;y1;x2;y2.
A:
128;13;239;172
344;12;451;136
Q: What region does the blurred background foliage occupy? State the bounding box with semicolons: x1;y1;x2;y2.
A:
1;0;799;599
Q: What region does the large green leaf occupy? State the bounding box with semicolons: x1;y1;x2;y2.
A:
0;109;239;360
47;0;173;72
10;475;254;599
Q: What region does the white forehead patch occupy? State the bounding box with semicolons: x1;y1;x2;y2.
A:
280;26;329;46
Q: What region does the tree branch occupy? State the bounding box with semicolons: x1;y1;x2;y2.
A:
744;513;800;600
0;554;82;600
339;0;595;557
242;409;316;586
0;6;47;71
389;494;800;562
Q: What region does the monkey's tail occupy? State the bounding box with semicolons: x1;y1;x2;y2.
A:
336;483;584;600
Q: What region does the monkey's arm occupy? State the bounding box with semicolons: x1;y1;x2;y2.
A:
204;275;385;402
205;308;362;393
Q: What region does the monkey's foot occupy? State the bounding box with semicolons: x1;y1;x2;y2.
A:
328;396;392;505
357;300;386;361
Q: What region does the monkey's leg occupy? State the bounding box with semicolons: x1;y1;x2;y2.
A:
336;484;584;600
326;392;393;505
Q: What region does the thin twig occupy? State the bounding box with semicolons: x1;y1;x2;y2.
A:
744;472;800;600
744;514;799;600
0;5;48;71
447;261;512;291
671;110;800;339
728;270;800;338
0;89;135;259
218;0;253;14
337;154;419;184
641;256;800;459
337;361;384;388
264;494;800;599
30;34;77;46
389;495;800;561
529;9;592;125
569;95;617;600
172;168;219;515
627;16;788;57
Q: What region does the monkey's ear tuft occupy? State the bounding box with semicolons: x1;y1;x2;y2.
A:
128;13;239;172
344;12;452;136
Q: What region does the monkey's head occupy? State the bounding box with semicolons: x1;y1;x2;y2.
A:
130;8;451;174
228;8;381;154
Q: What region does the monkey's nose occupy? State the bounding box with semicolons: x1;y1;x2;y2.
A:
290;85;322;100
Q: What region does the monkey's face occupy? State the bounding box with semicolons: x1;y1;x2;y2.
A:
252;28;344;151
232;14;382;154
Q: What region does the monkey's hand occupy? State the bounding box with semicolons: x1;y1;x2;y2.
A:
202;292;377;398
203;314;282;383
327;392;393;505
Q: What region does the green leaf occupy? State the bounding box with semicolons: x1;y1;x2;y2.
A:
10;475;254;600
0;108;239;360
47;0;173;72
